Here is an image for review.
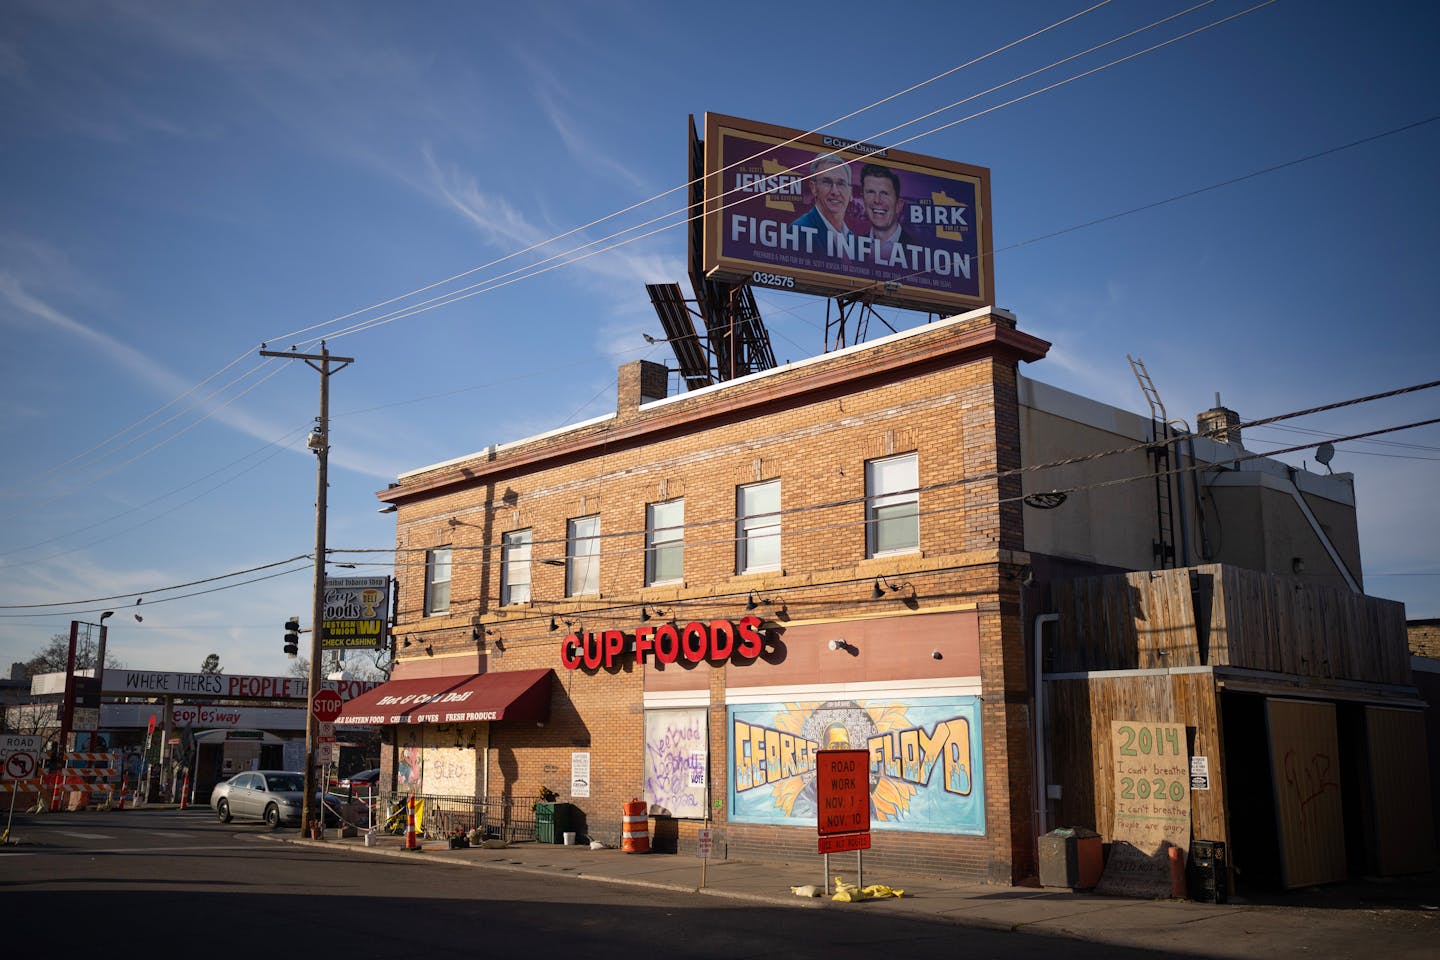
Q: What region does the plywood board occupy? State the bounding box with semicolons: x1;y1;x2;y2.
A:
1266;698;1346;888
1365;706;1437;876
1095;720;1189;898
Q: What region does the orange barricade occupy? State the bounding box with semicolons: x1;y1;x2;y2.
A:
622;799;650;854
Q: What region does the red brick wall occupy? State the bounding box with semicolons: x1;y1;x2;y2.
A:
384;310;1047;881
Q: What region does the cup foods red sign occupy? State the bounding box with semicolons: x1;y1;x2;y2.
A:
561;615;766;671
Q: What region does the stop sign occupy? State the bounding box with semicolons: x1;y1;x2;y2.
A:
312;689;344;722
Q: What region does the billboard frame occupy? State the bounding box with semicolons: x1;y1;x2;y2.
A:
320;576;391;651
701;113;995;316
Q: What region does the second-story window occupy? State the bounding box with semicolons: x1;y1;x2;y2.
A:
424;546;452;615
737;480;781;574
866;452;919;557
567;515;600;597
501;529;532;605
646;499;684;586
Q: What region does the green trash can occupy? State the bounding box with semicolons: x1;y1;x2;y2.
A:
535;802;572;844
535;802;555;844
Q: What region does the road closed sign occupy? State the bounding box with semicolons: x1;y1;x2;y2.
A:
1;735;42;781
816;749;870;837
1;735;42;754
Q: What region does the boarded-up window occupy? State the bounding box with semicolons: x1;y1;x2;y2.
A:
644;707;707;818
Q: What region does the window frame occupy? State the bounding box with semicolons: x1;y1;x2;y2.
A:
865;452;920;558
645;499;685;586
501;528;532;605
424;546;453;616
736;480;782;574
566;515;601;598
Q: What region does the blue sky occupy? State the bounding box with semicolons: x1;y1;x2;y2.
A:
1;0;1436;677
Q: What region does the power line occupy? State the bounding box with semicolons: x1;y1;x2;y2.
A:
0;554;311;611
0;2;1272;513
0;2;1125;508
11;403;1436;620
301;3;1252;345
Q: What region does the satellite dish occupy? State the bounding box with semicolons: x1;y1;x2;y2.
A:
1315;442;1335;474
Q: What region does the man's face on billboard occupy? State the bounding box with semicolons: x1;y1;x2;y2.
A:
812;160;851;223
862;174;901;234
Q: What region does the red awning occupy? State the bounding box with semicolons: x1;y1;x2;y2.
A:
334;668;552;725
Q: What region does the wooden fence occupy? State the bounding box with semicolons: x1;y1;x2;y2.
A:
1045;564;1410;684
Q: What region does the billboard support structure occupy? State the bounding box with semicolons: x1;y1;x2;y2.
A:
655;113;993;389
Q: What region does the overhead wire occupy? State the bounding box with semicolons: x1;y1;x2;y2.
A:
329;380;1440;570
266;0;1120;350
12;2;1420;627
0;0;1127;515
10;397;1437;620
312;1;1278;345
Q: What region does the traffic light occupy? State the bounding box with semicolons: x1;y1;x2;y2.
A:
283;616;301;657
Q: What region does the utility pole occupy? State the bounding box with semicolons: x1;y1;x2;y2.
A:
260;342;353;834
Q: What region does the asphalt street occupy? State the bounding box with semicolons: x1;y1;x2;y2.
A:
0;808;1170;959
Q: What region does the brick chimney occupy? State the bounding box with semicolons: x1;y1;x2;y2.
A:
617;360;668;417
1197;392;1242;447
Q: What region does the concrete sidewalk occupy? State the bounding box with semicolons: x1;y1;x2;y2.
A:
280;828;1439;958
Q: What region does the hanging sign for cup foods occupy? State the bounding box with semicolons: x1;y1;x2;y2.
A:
560;615;768;671
320;577;390;650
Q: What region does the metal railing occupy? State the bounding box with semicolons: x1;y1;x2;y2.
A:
377;791;538;842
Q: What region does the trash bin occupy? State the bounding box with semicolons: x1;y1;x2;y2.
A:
535;802;573;844
1039;827;1103;891
1188;840;1228;903
535;802;555;844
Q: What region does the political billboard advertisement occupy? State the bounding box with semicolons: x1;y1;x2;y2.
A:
701;113;994;315
321;576;390;650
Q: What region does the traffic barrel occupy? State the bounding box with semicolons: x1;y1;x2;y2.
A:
404;793;420;850
622;799;649;854
179;768;190;810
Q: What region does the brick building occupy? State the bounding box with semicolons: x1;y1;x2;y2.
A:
340;305;1430;886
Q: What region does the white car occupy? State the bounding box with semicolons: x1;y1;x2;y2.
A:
212;770;305;828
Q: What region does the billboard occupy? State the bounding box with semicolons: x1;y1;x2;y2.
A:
321;576;390;650
701;113;994;315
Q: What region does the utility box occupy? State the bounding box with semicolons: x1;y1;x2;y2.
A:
1189;840;1229;903
1039;827;1103;891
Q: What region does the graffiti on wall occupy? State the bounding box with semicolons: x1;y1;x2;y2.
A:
644;707;708;818
728;696;984;835
395;727;477;797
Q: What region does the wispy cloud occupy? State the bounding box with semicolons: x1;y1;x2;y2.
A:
0;273;395;481
422;145;682;289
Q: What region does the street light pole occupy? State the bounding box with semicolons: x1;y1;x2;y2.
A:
260;342;353;835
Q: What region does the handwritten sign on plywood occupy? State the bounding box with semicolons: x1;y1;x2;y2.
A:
1096;721;1190;898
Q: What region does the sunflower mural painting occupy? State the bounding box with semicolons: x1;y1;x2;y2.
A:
728;696;984;835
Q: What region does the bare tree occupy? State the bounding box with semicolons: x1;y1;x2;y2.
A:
20;633;122;679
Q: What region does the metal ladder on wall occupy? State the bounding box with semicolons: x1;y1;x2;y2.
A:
1128;356;1176;569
